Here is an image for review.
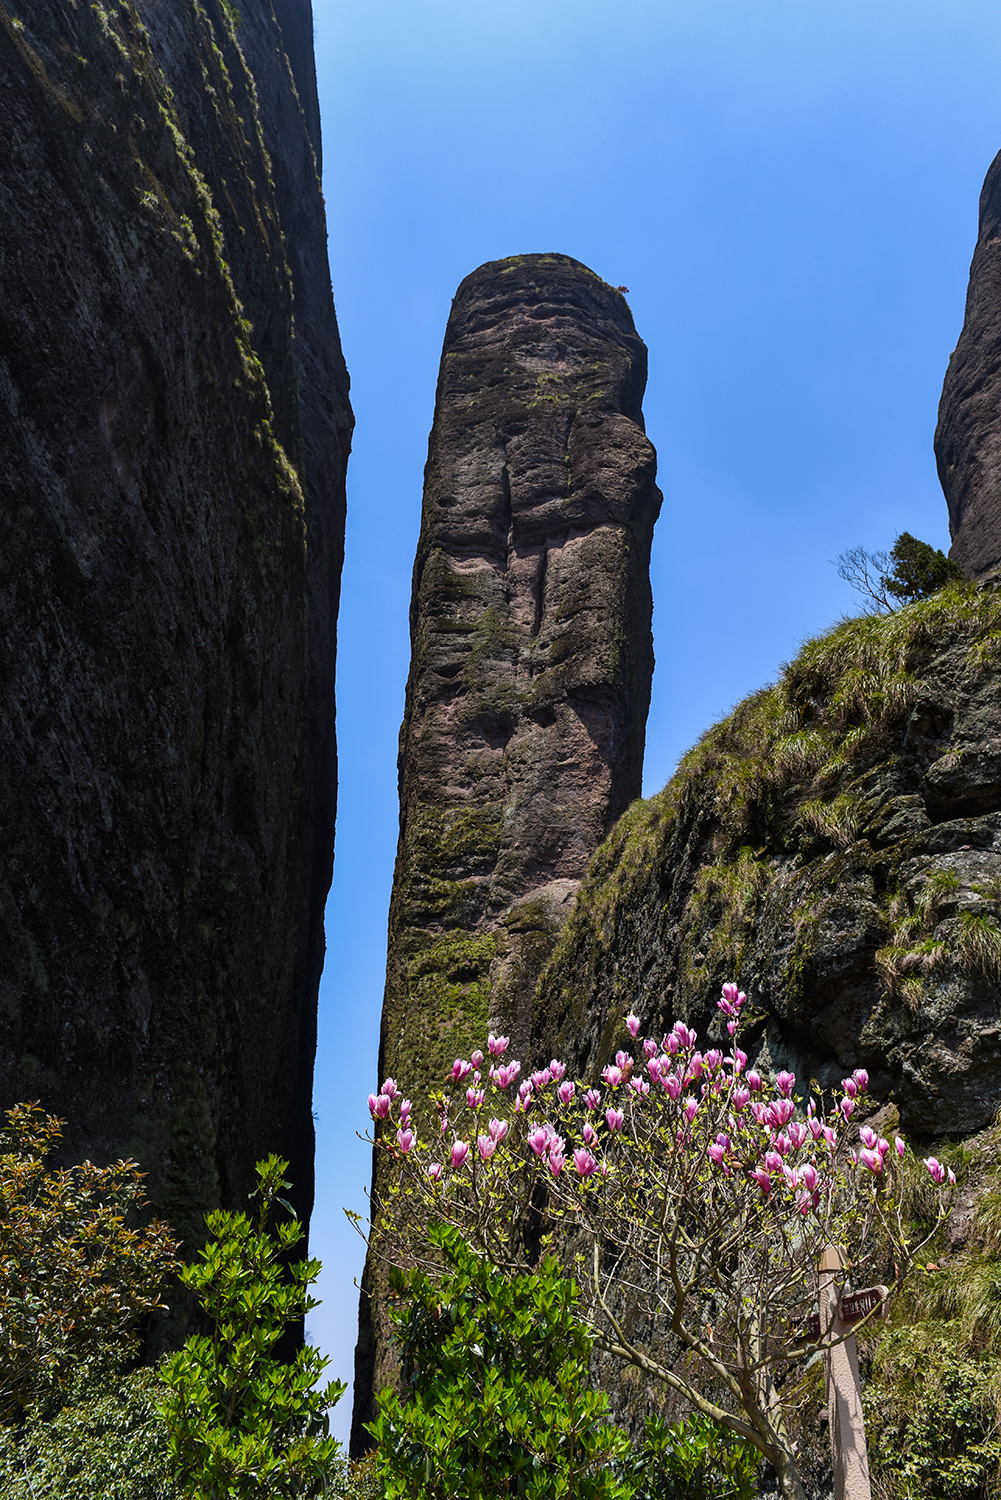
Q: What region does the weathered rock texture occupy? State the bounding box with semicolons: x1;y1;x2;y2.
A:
0;0;351;1242
937;148;1001;576
351;253;662;1449
534;583;1001;1137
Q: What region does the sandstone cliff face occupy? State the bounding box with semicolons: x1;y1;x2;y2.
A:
352;254;662;1448
937;149;1001;576
534;583;1001;1138
0;0;351;1240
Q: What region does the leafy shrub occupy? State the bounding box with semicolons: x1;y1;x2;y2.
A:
0;1367;180;1499
368;1221;634;1499
619;1413;759;1500
0;1102;178;1423
159;1155;345;1499
864;1324;1001;1500
837;532;963;612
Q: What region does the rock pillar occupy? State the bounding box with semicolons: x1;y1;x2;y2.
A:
937;148;1001;576
351;253;661;1449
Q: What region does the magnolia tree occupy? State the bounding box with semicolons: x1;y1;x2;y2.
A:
364;985;952;1500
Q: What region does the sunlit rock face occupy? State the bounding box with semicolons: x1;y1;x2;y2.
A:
351;253;662;1451
0;0;351;1243
937;148;1001;577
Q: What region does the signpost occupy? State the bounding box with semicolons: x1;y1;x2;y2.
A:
817;1246;888;1500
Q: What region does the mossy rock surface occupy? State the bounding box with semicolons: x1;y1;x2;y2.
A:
534;581;1001;1135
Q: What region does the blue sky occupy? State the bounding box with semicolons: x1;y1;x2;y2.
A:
304;0;1001;1442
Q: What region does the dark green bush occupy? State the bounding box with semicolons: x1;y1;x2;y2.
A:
368;1223;634;1499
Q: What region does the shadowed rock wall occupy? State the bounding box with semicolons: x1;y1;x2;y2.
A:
937;148;1001;577
0;0;351;1241
351;253;662;1448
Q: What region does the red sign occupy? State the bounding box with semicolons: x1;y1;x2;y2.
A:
801;1284;888;1339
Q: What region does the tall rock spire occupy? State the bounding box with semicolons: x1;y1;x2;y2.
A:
351;252;661;1448
937;148;1001;576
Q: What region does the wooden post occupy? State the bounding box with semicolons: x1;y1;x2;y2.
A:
818;1245;872;1500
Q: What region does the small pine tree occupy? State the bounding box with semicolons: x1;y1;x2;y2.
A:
836;532;963;612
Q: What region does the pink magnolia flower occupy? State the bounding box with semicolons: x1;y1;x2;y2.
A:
487;1033;509;1056
664;1073;682;1101
488;1117;509;1144
808;1117;824;1140
518;1080;533;1100
397;1128;414;1154
381;1078;400;1100
731;1047;748;1073
895;1136;906;1159
666;1033;681;1055
787;1122;808;1150
527;1126;549;1157
549;1150;565;1176
842;1077;858;1098
583;1121;597;1146
732;1085;751;1113
494;1061;521;1090
602;1065;623;1087
782;1165;799;1190
643;1037;658;1058
585;1088;601;1110
764;1150;783;1173
776;1070;796;1099
768;1099;795;1128
727;1020;737;1036
721;981;741;1005
428;1162;443;1183
859;1147;882;1173
683;1097;699;1124
558;1080;575;1105
948;1167;957;1185
531;1068;552;1090
477;1134;496;1161
924;1157;946;1184
750;1101;768;1125
685;1053;704;1082
853;1068;869;1091
466;1087;485;1110
450;1140;470;1170
773;1132;791;1157
704;1049;723;1071
795;1188;813;1216
369;1094;391;1120
673;1021;697;1049
399;1099;412;1122
549;1060;567;1082
626;1013;641;1038
615;1050;632;1070
800;1162;818;1192
751;1167;772;1195
629;1078;650;1097
605;1107;624;1133
839;1096;856;1121
471;1050;484;1070
451;1059;472;1083
647;1057;663;1084
573;1147;598;1177
859;1125;877;1149
822;1124;837;1147
746;1070;763;1093
708;1142;725;1166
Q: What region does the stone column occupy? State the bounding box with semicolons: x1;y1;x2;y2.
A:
351;253;662;1450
